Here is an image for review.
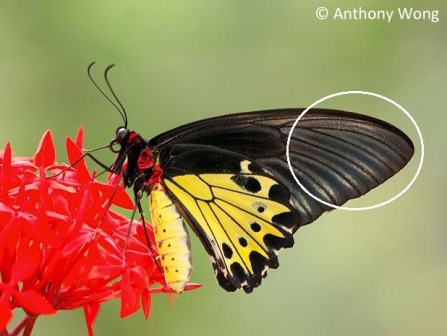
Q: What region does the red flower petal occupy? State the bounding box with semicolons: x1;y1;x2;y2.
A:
0;213;20;256
150;283;203;294
0;293;13;332
13;290;55;315
65;137;90;182
0;143;12;199
141;289;151;321
119;269;139;318
75;127;84;149
33;130;55;167
10;255;40;283
84;303;100;336
110;187;134;210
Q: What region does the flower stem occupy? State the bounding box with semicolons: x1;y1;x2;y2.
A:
22;316;37;336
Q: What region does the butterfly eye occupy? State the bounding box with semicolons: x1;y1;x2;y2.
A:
116;127;128;142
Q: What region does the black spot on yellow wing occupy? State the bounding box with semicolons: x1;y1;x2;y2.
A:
268;183;292;205
252;201;266;213
250;222;261;232
231;175;262;193
238;237;248;247
222;243;233;259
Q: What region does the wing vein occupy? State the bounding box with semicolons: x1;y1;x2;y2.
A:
207;201;254;274
214;198;270;256
289;128;398;174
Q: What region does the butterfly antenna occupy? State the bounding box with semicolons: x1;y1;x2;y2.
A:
104;64;128;129
87;62;128;128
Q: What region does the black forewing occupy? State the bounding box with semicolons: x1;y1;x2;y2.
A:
150;108;414;225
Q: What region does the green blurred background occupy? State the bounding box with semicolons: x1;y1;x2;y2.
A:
1;1;445;335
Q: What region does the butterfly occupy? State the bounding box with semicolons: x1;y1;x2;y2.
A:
92;65;414;294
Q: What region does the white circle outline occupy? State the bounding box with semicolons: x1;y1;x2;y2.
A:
286;90;424;211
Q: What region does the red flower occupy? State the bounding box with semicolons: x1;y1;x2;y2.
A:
0;129;201;336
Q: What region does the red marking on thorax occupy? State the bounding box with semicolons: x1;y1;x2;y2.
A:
137;147;163;185
149;165;163;185
137;148;154;169
128;132;139;142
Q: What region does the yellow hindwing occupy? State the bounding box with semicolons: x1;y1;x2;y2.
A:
163;172;297;292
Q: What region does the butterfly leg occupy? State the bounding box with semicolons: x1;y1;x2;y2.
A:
133;189;163;273
50;152;114;179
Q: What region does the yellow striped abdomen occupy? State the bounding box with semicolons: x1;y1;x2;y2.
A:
150;183;192;292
